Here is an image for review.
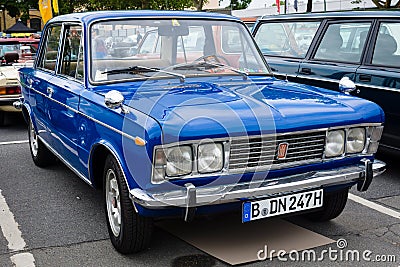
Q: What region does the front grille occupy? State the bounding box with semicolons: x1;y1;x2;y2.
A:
229;131;326;172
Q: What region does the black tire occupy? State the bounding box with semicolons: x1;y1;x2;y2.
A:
0;111;5;126
306;188;349;222
103;154;153;254
28;117;56;167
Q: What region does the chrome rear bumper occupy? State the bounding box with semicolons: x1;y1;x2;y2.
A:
130;159;385;210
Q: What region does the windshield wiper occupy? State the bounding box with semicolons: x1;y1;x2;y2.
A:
102;65;186;82
173;61;248;80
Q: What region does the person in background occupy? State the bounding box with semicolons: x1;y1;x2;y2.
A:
136;29;142;45
92;29;107;58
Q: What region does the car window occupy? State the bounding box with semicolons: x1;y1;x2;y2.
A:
254;21;320;58
60;25;84;81
90;19;269;83
38;24;62;71
177;26;205;53
221;26;241;53
314;22;371;63
139;30;158;55
372;22;400;68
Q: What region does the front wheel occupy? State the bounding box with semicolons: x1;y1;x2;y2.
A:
104;155;153;254
28;117;56;167
306;188;349;222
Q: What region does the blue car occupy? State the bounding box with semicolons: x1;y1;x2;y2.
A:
17;11;385;254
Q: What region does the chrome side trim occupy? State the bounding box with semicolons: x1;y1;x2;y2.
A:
30;87;136;142
272;72;297;79
355;83;400;93
37;135;92;185
131;159;386;208
296;75;338;84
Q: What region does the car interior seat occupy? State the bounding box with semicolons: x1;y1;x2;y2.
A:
373;33;398;67
316;25;343;61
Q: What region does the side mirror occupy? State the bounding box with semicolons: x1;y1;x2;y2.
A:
104;90;129;114
339;77;356;94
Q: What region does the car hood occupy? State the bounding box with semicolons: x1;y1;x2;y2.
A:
97;76;384;143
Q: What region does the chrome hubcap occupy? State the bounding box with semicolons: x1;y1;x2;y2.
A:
29;121;38;157
106;169;121;237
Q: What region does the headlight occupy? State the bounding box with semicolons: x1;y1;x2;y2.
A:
198;143;224;173
325;130;345;157
347;128;365;153
165;146;192;177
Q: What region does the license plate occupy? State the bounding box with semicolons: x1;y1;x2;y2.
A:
242;189;323;222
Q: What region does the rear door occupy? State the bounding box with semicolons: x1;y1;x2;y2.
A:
355;20;400;149
253;20;321;80
32;23;62;144
298;20;374;91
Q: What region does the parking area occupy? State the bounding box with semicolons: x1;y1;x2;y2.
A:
0;113;399;267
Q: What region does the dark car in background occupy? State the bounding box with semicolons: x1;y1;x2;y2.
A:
252;11;400;151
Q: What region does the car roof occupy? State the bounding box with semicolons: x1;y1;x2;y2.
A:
48;10;241;25
259;10;400;21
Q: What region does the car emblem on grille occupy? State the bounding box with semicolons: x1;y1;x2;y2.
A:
277;142;289;159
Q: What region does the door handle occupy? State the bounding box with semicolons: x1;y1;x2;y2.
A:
359;74;371;82
47;87;54;97
300;68;312;75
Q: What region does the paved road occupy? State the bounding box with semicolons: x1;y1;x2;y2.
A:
0;113;399;267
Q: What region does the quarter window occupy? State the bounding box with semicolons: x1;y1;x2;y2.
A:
314;22;371;63
372;22;400;68
38;24;62;71
254;21;320;58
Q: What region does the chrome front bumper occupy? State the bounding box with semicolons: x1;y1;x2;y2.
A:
130;159;386;210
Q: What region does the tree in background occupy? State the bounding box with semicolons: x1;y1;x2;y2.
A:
371;0;400;8
230;0;252;10
1;0;223;22
0;0;38;20
88;0;195;11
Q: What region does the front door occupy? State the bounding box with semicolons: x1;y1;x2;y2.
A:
47;24;86;174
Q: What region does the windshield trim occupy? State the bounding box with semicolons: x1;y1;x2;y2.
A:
87;17;271;85
90;72;272;86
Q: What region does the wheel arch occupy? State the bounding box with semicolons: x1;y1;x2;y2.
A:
89;141;134;191
22;103;33;126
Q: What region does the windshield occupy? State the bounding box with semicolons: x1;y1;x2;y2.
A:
90;18;269;83
0;44;21;57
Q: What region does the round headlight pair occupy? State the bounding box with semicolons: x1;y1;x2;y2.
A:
164;143;224;177
325;128;365;157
